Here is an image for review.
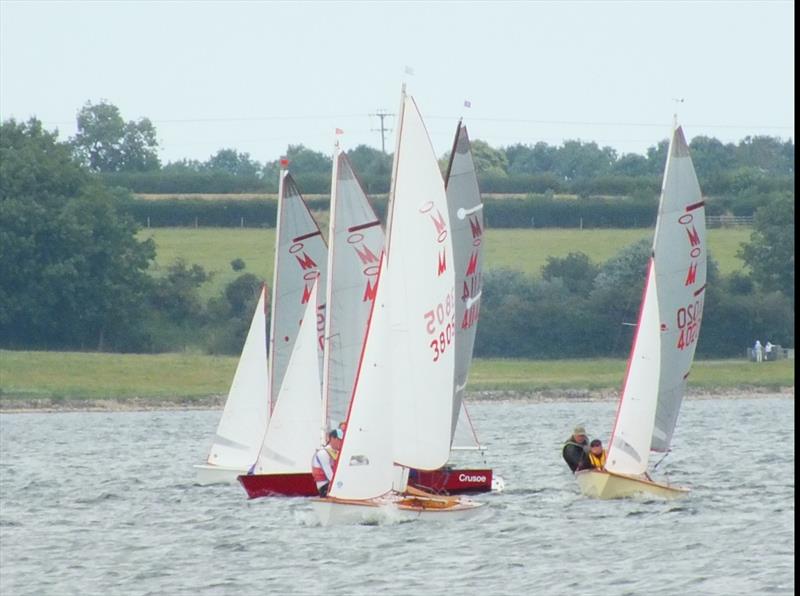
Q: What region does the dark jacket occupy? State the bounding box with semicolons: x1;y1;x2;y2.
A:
562;435;589;472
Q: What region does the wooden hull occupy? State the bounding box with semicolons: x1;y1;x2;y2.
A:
309;490;484;526
193;463;247;485
575;469;689;500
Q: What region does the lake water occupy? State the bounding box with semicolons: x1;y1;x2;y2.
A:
0;397;794;595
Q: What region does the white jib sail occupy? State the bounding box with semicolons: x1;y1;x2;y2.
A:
606;259;662;476
321;147;385;435
206;286;269;469
328;253;395;500
451;401;483;450
269;172;328;406
445;122;484;443
651;125;707;451
386;92;456;471
253;279;323;474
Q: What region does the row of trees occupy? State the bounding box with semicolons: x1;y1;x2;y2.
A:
70;101;794;201
1;113;794;356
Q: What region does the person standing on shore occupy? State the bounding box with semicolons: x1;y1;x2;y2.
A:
754;340;763;363
765;341;774;361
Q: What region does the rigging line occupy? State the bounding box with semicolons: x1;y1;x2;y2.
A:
425;115;794;130
651;449;671;472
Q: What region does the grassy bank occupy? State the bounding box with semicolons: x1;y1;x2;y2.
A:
140;227;752;299
1;350;791;406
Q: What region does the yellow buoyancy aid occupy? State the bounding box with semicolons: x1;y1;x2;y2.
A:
588;449;606;469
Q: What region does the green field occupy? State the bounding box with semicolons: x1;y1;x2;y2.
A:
1;350;791;403
140;227;752;299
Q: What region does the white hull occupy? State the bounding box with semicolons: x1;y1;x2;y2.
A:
193;463;247;485
309;493;484;526
575;469;689;500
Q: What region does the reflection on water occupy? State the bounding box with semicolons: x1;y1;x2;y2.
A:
0;397;794;595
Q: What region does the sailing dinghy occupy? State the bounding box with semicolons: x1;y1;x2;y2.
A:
576;123;706;500
310;88;483;524
197;167;327;485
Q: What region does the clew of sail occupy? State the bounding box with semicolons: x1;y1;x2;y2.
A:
651;126;707;451
253;278;323;474
269;171;328;408
207;286;270;469
444;122;484;444
321;148;385;434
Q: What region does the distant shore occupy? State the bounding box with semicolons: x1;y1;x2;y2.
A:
0;386;792;414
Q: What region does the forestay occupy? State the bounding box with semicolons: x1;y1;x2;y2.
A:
444;122;484;443
252;279;323;474
206;286;269;470
270;172;328;406
321;148;384;432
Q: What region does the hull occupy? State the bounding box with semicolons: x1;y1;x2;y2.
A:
408;467;493;494
238;473;319;498
575;469;689;500
309;491;484;526
194;463;247;485
237;468;496;499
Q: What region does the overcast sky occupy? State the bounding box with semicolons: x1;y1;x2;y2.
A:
1;1;794;163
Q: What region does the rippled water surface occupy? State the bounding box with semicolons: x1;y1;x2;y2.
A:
1;397;794;595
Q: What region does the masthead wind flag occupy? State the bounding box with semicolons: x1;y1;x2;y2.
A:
464;100;472;108
335;128;344;135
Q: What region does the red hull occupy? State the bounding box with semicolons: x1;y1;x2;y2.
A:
238;467;493;499
238;473;318;498
408;468;493;494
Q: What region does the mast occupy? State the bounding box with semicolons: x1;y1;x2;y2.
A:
267;163;287;413
320;141;340;445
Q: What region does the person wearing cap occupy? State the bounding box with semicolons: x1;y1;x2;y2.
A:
562;425;589;473
311;428;343;497
582;438;607;470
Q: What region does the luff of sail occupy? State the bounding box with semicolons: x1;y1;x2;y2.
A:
207;286;269;469
321;148;385;433
253;278;323;474
651;126;707;451
444;122;484;443
385;92;457;471
269;172;328;407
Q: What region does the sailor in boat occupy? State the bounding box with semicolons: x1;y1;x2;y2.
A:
311;428;343;497
579;439;607;471
562;425;589;473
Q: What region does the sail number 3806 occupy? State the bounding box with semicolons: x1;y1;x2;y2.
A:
424;292;455;362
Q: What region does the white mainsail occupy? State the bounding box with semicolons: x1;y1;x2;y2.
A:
269;171;328;408
321;147;384;434
329;89;456;498
205;286;269;470
606;124;707;475
252;279;323;474
444;122;484;443
385;92;456;471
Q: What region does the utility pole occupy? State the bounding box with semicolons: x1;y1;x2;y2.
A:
370;110;393;153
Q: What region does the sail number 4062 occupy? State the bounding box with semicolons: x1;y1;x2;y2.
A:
676;298;703;350
424;292;455;362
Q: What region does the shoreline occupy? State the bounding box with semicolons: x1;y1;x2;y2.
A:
0;386;793;414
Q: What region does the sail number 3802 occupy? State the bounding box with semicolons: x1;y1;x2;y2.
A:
424;292;455;362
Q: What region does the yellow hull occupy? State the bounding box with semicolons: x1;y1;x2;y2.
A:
575;469;689;500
